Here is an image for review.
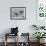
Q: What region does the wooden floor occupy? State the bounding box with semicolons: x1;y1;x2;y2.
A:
0;42;46;46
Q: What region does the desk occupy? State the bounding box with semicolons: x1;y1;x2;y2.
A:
4;33;30;46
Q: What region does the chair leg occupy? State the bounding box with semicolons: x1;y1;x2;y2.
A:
4;41;7;46
4;33;7;46
16;34;18;46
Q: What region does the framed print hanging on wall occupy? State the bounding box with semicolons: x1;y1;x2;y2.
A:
37;0;46;19
10;7;26;20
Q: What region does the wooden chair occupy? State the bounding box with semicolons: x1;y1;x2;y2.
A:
4;33;18;46
19;33;30;46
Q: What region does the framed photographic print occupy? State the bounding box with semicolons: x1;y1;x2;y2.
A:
10;7;26;20
36;0;46;26
37;0;46;19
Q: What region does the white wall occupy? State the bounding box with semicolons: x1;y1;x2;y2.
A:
0;0;37;42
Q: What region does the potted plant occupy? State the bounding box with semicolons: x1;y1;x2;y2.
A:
33;32;46;43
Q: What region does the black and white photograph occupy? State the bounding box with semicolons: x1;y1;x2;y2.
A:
10;7;26;20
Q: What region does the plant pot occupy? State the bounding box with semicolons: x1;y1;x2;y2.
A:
37;39;40;43
40;39;45;43
37;39;45;44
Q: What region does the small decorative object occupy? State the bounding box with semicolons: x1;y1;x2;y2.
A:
11;27;18;34
10;7;26;20
19;42;26;46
